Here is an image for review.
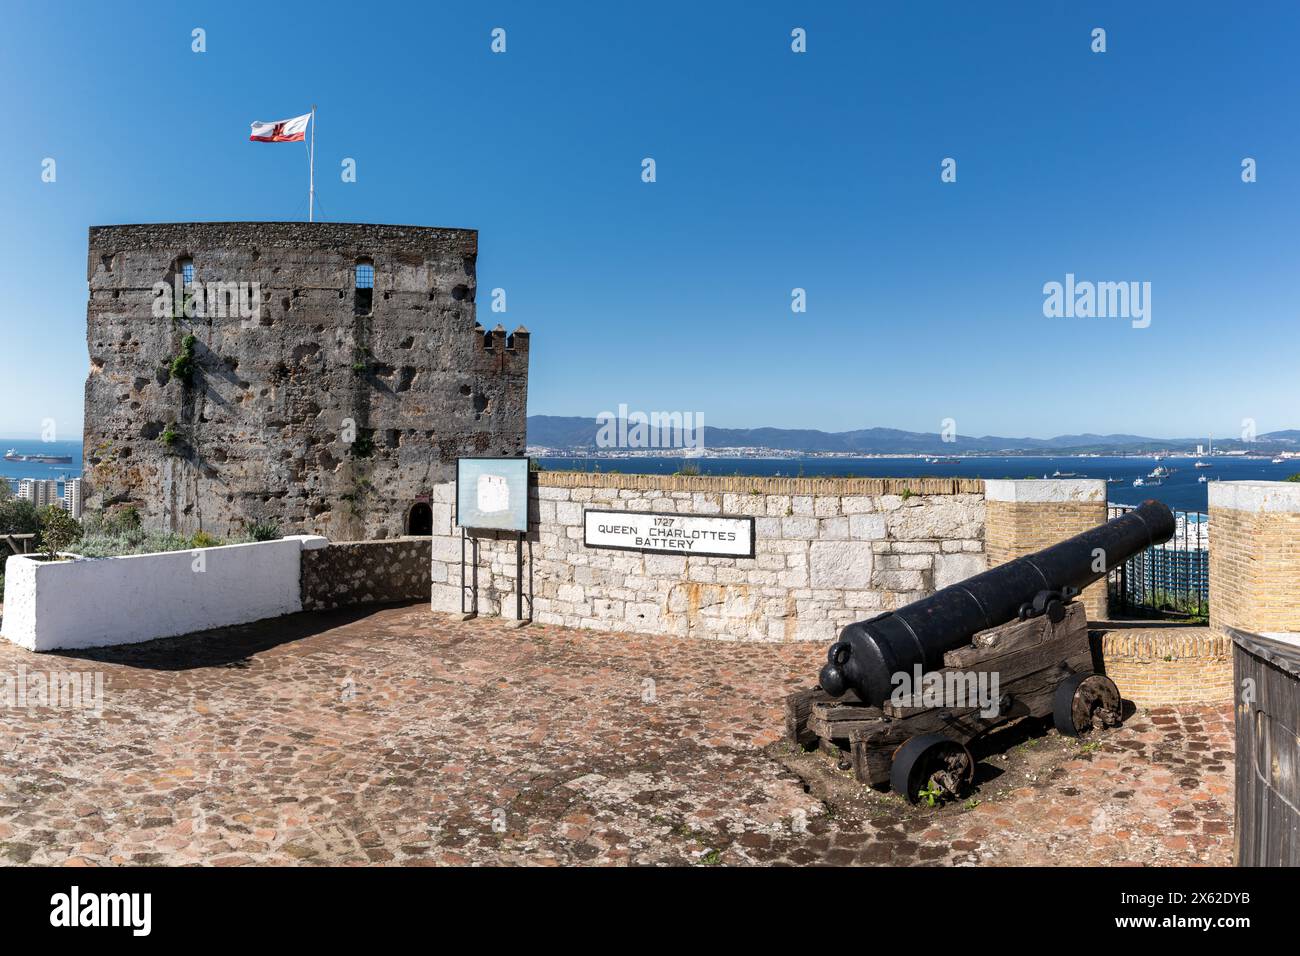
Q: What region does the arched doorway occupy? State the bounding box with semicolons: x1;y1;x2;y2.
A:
407;502;432;536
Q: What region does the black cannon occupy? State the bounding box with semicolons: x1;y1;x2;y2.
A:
787;499;1176;802
819;499;1175;706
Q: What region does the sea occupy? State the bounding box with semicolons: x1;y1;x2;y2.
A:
5;441;1293;514
0;439;83;497
537;454;1300;514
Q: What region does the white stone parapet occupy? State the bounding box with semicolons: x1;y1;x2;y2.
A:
1208;479;1300;513
983;478;1107;503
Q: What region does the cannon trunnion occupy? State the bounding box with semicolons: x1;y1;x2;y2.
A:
786;500;1175;803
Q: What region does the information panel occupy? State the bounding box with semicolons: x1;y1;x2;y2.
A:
583;509;754;558
456;457;530;532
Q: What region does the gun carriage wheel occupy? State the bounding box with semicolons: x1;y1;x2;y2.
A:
1052;673;1122;737
889;734;975;805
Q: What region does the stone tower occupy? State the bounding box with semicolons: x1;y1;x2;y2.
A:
83;222;529;540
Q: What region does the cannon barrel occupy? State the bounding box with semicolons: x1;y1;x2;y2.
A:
818;499;1176;706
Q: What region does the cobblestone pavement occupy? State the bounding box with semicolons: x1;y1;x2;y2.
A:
0;604;1234;866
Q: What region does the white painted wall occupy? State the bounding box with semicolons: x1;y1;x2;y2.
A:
2;535;326;652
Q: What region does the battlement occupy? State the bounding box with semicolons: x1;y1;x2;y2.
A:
476;324;531;352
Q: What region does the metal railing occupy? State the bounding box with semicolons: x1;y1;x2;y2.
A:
1106;503;1209;619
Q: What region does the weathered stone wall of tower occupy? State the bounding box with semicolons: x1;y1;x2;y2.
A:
83;222;529;540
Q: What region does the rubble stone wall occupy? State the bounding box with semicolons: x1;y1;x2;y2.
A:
83;222;528;540
301;538;432;611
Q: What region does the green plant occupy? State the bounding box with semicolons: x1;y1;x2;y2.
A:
74;530;213;558
245;519;281;542
675;462;701;477
38;505;82;560
159;423;182;448
190;530;219;549
900;488;915;501
351;430;375;458
0;497;40;535
113;505;142;532
169;334;197;385
917;778;943;808
1287;473;1300;483
964;798;980;810
697;849;722;866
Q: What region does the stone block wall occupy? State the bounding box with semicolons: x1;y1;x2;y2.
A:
431;473;987;642
301;538;432;611
985;478;1109;619
83;222;529;541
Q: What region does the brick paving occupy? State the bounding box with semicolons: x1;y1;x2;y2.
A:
0;603;1234;866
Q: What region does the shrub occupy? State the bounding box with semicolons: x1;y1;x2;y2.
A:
113;505;142;531
0;497;41;536
81;506;144;540
245;519;281;542
169;334;197;385
190;530;219;549
351;430;375;458
75;531;197;558
38;505;82;560
1287;473;1300;483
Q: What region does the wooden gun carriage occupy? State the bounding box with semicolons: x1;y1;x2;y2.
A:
786;500;1175;803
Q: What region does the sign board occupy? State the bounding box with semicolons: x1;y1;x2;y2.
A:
583;509;754;558
456;457;530;532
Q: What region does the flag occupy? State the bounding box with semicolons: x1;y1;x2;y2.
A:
249;113;311;143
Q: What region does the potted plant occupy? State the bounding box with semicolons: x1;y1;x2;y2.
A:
35;505;82;561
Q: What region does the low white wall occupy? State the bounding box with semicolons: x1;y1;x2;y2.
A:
2;535;325;652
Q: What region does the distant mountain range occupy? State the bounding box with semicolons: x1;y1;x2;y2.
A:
527;415;1300;456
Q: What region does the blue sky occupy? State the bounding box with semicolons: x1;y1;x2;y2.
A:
1;1;1297;440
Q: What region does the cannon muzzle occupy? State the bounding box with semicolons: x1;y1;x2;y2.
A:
818;498;1175;705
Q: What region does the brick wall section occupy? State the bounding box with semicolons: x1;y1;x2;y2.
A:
1209;481;1300;636
1097;627;1232;705
301;538;432;611
984;479;1109;620
533;473;984;497
430;472;987;642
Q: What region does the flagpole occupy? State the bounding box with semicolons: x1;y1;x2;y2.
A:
308;104;316;222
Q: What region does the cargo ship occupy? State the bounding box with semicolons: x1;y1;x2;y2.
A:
4;448;74;464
